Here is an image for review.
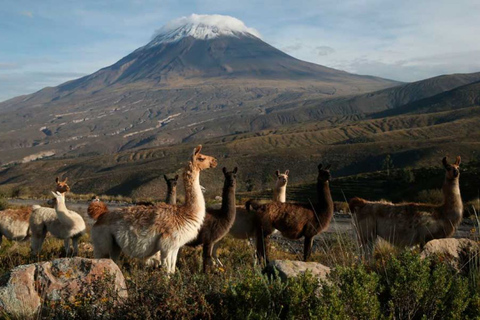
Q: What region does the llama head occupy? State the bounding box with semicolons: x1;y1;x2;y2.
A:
50;191;66;207
317;163;332;182
442;156;461;179
164;174;179;189
55;177;70;193
191;145;218;171
275;170;289;188
223;167;238;188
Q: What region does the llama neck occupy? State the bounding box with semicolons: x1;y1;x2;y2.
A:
316;180;334;218
183;162;205;214
441;177;463;220
273;185;286;203
54;200;76;227
166;187;176;205
221;181;236;219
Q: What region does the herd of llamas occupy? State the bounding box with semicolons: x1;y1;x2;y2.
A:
0;145;464;273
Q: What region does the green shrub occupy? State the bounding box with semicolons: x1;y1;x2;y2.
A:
416;189;443;204
0;197;8;210
316;265;381;320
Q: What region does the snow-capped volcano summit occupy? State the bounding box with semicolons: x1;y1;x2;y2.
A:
43;13;398;90
146;14;261;47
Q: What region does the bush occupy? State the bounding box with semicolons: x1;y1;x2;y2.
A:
416;189;443;204
0;197;8;210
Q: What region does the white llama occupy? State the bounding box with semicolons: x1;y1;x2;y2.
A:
30;191;86;256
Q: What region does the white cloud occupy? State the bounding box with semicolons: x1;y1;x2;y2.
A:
151;14;262;42
20;11;33;18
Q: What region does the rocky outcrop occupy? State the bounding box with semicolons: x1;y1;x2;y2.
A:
0;258;127;318
421;238;480;270
264;260;331;281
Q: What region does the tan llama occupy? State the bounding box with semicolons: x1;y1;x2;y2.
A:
350;156;463;254
249;164;334;263
88;145;217;273
0;177;70;249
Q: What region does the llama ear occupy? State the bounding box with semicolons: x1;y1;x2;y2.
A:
233;167;238;174
55;177;59;183
223;167;227;175
193;145;202;156
455;156;461;166
174;174;179;181
63;177;68;183
275;170;280;177
285;170;289;176
164;175;168;182
442;157;448;168
325;164;331;170
51;191;59;198
318;164;323;170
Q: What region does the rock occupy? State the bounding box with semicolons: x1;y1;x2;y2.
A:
421;238;480;269
264;260;331;281
0;258;127;318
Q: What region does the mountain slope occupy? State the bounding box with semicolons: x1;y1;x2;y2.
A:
0;14;398;164
270;72;480;116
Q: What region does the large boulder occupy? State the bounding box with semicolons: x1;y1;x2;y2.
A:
264;260;331;281
0;258;127;318
421;238;480;270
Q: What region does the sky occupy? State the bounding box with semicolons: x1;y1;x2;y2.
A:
1;0;480;102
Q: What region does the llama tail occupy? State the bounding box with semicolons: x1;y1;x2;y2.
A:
87;199;109;220
348;197;368;214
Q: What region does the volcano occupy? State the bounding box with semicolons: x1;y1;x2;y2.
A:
0;14;399;164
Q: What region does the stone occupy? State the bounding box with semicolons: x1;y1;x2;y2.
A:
264;260;331;281
0;258;127;318
421;238;480;269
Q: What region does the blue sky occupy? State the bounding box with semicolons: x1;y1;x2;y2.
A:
1;0;480;102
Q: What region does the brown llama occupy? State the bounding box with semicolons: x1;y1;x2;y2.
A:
0;177;69;249
164;174;179;205
248;164;334;263
185;167;237;272
226;169;290;241
88;145;217;273
349;156;463;254
135;174;179;206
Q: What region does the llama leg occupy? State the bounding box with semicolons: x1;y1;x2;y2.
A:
30;228;47;257
202;243;214;273
109;240;122;263
212;242;223;267
64;239;71;257
165;250;176;274
303;236;314;261
255;226;269;265
171;248;180;273
72;235;81;256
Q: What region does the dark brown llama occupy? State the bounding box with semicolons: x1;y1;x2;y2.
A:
349;156;463;254
164;174;179;205
186;167;238;272
134;174;178;206
248;164;334;263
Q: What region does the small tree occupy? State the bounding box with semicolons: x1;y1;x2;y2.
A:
382;154;394;176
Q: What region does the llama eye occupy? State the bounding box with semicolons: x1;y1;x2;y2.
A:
198;158;205;162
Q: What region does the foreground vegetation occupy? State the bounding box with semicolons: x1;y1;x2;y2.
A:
1;229;479;320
